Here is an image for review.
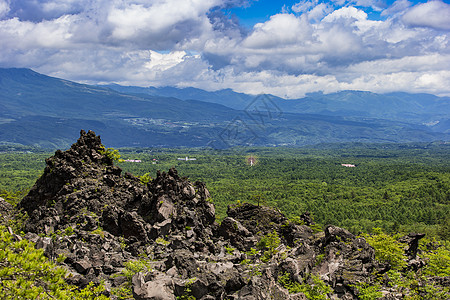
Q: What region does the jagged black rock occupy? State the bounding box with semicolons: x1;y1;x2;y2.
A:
11;130;439;299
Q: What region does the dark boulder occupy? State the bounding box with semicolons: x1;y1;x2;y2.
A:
398;233;426;258
12;130;442;299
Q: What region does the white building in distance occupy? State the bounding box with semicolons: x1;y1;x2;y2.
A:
177;157;197;161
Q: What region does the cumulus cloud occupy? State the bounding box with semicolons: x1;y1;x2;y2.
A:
381;0;412;16
322;6;368;22
0;0;449;98
292;0;319;14
291;0;332;22
1;0;223;50
308;3;333;21
5;0;85;21
402;1;450;31
243;14;312;49
106;0;220;49
0;0;9;18
145;51;196;72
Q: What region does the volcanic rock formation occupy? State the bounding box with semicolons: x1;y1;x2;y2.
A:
11;130;442;299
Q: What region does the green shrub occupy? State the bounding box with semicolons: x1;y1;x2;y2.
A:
120;259;152;282
278;272;332;299
383;269;450;299
352;282;382;300
315;254;325;266
64;226;75;235
256;230;280;262
246;247;259;257
155;237;170;246
421;241;450;277
0;189;27;207
6;210;28;234
99;146;123;162
278;272;303;294
362;228;407;270
177;277;197;300
91;227;105;239
0;225;107;299
289;216;305;226
139;173;152;185
225;245;235;255
111;258;153;299
301;274;333;300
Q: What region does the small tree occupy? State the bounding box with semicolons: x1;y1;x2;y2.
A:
0;225;107;299
98;146;123;162
256;230;281;262
363;228;407;270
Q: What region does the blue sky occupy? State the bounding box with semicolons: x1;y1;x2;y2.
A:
228;0;431;25
0;0;449;98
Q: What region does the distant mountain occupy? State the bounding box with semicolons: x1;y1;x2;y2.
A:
276;91;450;127
106;84;449;131
0;68;235;121
103;84;256;110
0;68;448;148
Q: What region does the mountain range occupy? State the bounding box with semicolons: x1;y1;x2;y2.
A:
104;84;450;126
0;68;448;149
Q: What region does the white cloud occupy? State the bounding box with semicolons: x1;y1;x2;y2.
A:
0;15;76;49
291;1;332;22
4;0;87;21
0;0;449;98
41;0;84;16
343;71;450;95
106;0;219;48
0;0;9;18
402;1;450;31
308;3;333;22
381;0;412;16
145;51;196;72
0;0;222;51
330;0;348;6
346;54;450;75
353;0;385;11
292;0;319;14
322;6;367;22
243;14;312;49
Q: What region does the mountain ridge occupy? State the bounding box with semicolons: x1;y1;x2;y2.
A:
0;68;448;148
105;84;450;126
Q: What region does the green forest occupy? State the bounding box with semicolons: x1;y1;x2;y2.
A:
1;142;449;239
1;142;450;299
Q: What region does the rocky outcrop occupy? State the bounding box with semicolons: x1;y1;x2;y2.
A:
0;197;13;221
13;130;448;299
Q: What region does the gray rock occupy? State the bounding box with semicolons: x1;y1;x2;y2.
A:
190;278;209;299
0;197;13;221
156;196;176;222
132;272;176;300
121;211;148;242
12;130;436;300
218;217;253;251
36;236;54;258
102;205;122;236
149;219;172;239
73;259;92;275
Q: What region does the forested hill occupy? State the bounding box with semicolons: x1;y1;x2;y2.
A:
0;68;448;148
